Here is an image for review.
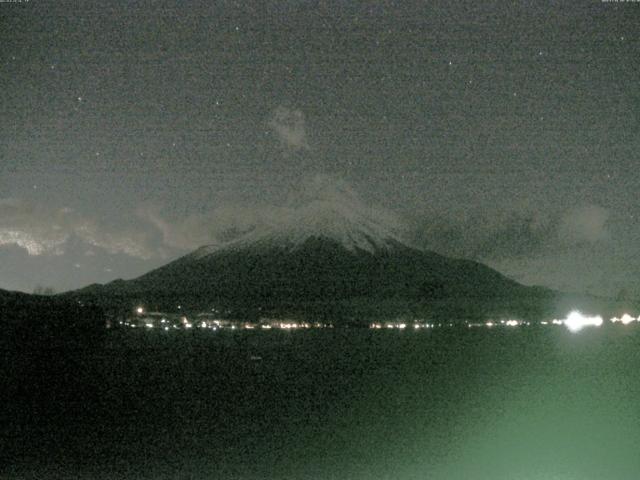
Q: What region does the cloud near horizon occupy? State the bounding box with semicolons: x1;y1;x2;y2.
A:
410;204;611;261
2;175;398;259
0;198;163;259
0;189;612;273
135;203;281;252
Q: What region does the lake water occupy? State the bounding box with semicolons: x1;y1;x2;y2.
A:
4;326;640;479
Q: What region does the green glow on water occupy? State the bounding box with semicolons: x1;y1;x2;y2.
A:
5;327;640;479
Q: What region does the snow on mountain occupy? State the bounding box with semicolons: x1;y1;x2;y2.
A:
191;175;408;258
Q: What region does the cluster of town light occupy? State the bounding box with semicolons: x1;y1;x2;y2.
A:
376;310;639;333
125;307;639;333
479;310;637;333
610;313;637;325
369;322;437;330
122;307;329;331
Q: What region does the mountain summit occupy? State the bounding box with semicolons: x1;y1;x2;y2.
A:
192;174;406;257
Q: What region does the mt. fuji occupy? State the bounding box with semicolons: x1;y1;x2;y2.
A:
70;176;557;321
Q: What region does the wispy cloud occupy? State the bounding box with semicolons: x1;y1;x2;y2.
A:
137;174;405;251
0;198;162;259
410;204;611;261
557;205;609;245
269;106;310;151
136;203;274;251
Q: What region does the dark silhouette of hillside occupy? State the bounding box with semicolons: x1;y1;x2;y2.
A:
0;289;105;349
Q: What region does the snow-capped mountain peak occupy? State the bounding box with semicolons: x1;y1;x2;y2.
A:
191;175;407;258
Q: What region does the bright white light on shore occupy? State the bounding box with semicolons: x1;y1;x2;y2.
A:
611;314;636;325
564;311;603;332
136;307;144;314
485;321;494;327
505;320;519;327
620;314;635;325
145;323;154;328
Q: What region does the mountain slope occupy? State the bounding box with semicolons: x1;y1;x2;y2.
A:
131;235;521;300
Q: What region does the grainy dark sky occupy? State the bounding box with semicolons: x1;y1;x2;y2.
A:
1;0;639;296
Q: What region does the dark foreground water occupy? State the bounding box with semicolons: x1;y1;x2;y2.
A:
3;326;640;480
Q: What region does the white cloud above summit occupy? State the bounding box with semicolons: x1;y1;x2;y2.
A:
269;106;310;151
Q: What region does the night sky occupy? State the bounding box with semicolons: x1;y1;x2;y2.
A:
1;1;639;296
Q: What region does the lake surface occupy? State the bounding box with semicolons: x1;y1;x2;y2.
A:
4;326;640;479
